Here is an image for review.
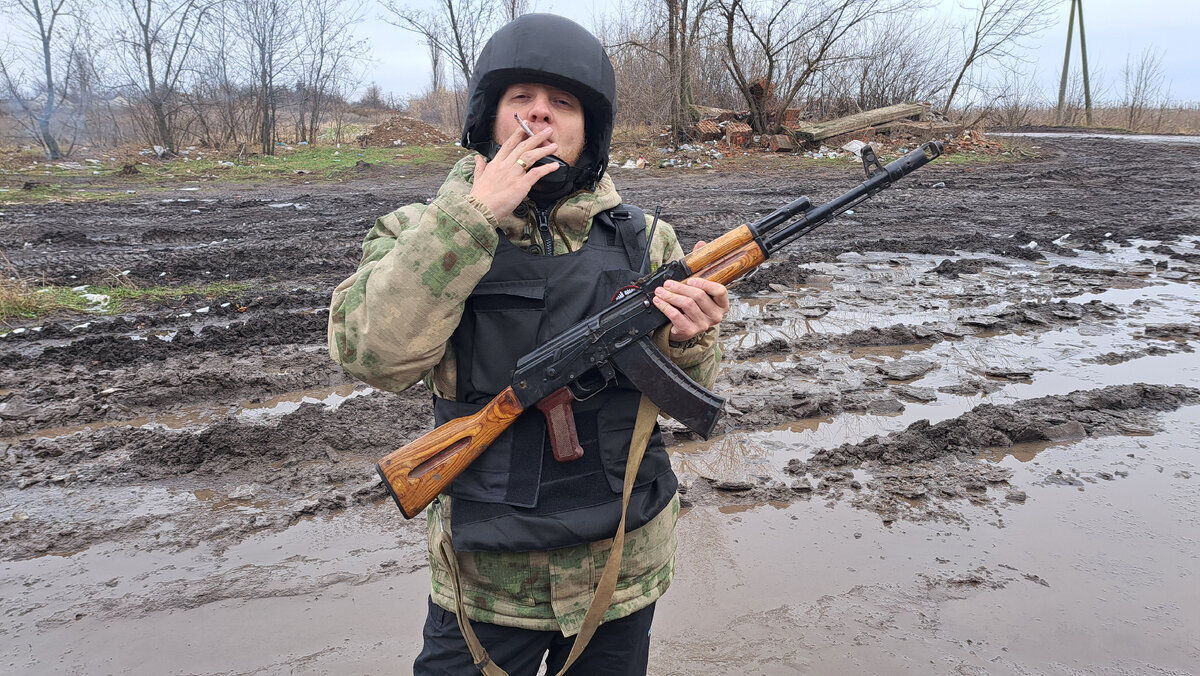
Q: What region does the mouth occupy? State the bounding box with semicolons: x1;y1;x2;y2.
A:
516;115;554;147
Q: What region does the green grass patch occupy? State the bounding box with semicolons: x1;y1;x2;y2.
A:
0;279;251;322
1;144;466;196
124;144;463;181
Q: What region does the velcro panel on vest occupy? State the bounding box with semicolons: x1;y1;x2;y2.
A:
436;398;545;508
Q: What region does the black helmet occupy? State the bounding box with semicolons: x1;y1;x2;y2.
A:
461;14;616;197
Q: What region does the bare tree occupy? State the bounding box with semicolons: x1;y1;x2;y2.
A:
1122;48;1168;132
113;0;212;156
986;64;1046;127
720;0;912;134
426;33;444;94
666;0;717;142
358;82;385;108
381;0;500;86
238;0;299;155
0;0;84;158
602;0;717;142
188;4;247;149
500;0;529;21
296;0;367;144
812;12;952;115
942;0;1057;114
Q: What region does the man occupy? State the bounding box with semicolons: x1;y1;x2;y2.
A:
328;13;727;674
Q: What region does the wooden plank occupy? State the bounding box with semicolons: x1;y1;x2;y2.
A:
793;102;929;142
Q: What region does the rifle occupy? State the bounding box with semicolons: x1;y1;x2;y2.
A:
377;141;944;518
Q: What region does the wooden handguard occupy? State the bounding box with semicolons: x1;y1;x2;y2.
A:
688;234;768;287
683;224;757;272
536;386;584;462
376;386;525;518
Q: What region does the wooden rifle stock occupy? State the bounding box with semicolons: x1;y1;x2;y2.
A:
376;386;525;518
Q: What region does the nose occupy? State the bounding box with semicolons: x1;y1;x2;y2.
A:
526;92;554;125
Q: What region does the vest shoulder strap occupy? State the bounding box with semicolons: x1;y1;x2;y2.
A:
595;203;648;271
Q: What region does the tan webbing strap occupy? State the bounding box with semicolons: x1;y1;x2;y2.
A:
437;531;509;675
553;394;660;675
438;393;661;675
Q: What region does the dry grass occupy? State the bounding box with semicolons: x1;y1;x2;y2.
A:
985;103;1200;135
0;251;68;322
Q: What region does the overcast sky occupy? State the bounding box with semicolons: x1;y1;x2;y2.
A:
1;0;1194;105
356;0;1200;105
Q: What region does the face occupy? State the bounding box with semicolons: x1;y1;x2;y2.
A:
492;83;586;166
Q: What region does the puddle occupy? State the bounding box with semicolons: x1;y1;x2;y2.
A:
678;279;1200;487
4;411;1197;673
0;500;431;674
0;409;222;443
235;384;370;422
725;245;1197;351
657;409;1200;673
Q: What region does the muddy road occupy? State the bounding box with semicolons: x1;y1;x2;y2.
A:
2;135;1199;674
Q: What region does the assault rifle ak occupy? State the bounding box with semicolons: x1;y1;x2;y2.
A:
377;141;944;518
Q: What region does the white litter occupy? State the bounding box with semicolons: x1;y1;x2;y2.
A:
82;293;111;309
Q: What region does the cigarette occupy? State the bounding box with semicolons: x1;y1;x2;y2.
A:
515;114;535;137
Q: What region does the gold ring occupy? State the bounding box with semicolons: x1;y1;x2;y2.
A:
515;158;529;170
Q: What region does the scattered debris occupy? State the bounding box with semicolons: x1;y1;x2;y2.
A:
724;121;753;146
691;119;724;142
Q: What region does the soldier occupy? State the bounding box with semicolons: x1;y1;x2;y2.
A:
328;13;727;675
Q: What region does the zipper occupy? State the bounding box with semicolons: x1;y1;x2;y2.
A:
536;208;554;256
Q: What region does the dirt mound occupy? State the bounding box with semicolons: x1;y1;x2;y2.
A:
931;258;994;278
941;129;1006;155
806;383;1200;467
356;115;451;147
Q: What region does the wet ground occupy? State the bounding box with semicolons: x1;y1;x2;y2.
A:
2;134;1199;673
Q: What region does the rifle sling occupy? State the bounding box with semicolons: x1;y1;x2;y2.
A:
438;392;662;675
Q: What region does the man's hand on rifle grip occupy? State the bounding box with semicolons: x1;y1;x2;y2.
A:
653;241;729;343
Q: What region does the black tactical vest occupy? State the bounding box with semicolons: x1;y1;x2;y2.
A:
434;205;678;552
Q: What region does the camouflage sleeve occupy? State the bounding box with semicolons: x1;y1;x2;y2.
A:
327;191;501;392
646;217;722;390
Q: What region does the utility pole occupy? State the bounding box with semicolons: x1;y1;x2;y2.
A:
1076;0;1093;126
1055;0;1093;126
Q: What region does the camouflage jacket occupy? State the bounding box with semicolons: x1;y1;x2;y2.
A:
328;155;720;395
328;156;721;633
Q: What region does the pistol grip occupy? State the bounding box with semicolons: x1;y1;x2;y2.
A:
536;387;584;462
